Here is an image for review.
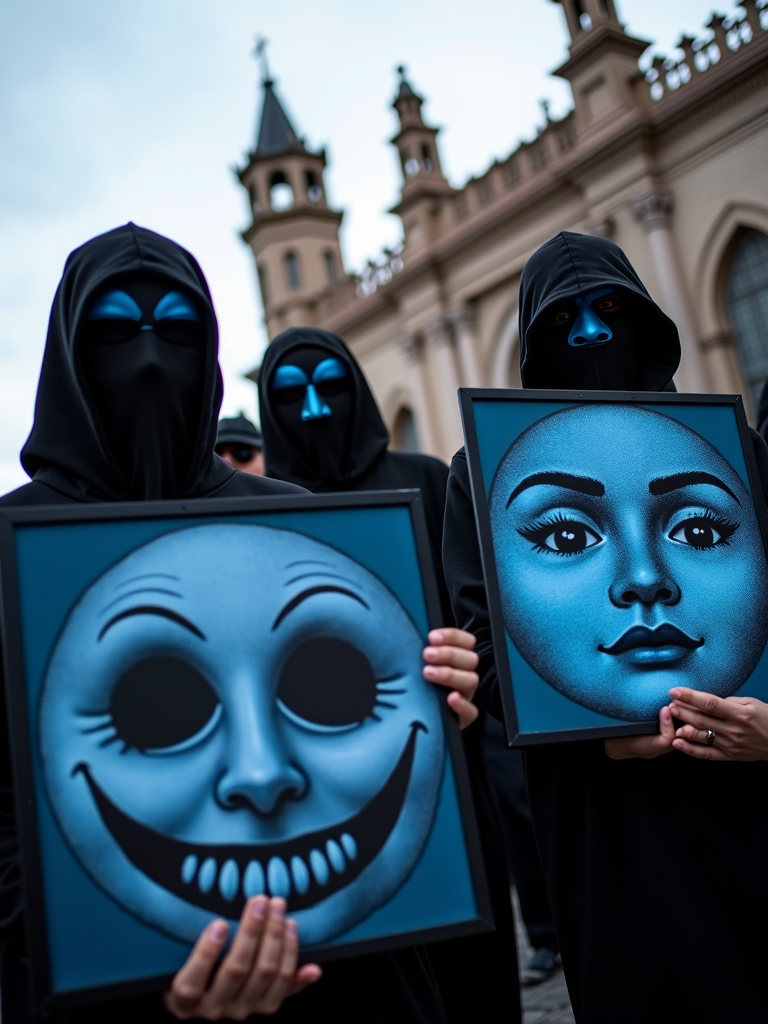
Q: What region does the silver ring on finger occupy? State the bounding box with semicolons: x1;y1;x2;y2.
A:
705;729;716;747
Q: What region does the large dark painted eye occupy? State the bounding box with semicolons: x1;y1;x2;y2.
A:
152;320;205;346
519;517;603;556
277;637;377;729
110;656;219;751
669;514;738;550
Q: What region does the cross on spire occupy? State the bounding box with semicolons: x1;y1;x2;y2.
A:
254;35;271;83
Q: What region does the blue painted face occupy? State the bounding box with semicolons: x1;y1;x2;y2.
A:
567;288;616;347
271;357;349;421
40;525;444;944
489;406;768;720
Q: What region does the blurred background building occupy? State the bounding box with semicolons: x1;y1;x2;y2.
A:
239;0;768;463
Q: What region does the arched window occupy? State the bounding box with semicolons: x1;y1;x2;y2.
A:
269;171;294;211
420;143;433;172
305;169;323;203
284;252;302;291
726;230;768;412
392;407;419;453
323;250;337;285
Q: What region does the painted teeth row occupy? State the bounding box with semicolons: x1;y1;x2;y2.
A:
180;832;358;902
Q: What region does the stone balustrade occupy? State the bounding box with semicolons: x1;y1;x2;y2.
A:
644;0;767;102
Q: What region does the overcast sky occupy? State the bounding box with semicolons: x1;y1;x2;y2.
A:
0;0;719;492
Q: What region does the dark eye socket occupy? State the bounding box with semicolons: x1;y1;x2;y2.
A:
548;309;573;326
110;656;219;751
271;384;307;406
314;377;350;398
593;294;623;313
79;320;203;347
152;320;205;346
80;319;141;345
277;637;377;728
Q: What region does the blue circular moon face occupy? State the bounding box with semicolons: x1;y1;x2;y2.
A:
489;405;768;721
40;524;444;945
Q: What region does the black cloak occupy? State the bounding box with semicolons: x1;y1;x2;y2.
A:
443;231;768;1024
0;224;310;1024
259;327;521;1024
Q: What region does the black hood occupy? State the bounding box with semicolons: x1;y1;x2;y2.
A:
21;223;234;502
519;231;680;391
259;327;389;491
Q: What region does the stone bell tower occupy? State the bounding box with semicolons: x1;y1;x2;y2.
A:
549;0;650;132
238;41;344;338
389;66;454;257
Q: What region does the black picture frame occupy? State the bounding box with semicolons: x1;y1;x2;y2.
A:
459;388;768;747
0;490;492;1013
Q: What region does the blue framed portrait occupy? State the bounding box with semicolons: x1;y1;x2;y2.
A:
460;388;768;746
0;491;490;1012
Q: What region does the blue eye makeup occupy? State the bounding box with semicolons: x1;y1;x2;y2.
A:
153;292;201;322
272;365;309;390
87;291;142;322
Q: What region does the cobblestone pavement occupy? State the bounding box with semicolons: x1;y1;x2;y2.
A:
514;890;575;1024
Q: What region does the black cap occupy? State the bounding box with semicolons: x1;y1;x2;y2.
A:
216;414;263;450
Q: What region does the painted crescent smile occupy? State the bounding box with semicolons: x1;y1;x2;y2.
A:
71;721;426;918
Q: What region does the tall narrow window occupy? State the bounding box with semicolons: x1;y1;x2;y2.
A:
305;169;323;203
257;263;269;305
285;252;302;291
726;230;768;413
392;407;419;453
324;251;337;285
420;143;433;172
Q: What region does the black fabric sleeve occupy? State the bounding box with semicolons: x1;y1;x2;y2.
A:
442;449;502;721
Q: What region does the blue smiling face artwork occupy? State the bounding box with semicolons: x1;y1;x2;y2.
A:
489;405;768;721
39;524;444;946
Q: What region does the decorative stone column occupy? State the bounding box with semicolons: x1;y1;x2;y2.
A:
425;317;465;457
447;304;483;388
630;188;709;393
398;334;438;456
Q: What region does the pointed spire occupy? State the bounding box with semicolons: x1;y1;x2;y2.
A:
394;65;422;104
251;38;306;156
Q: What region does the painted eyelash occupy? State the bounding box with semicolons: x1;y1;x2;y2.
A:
366;679;407;723
518;512;593;557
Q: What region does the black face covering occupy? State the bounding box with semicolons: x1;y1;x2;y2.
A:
528;289;643;390
79;277;205;500
268;344;353;485
519;232;681;392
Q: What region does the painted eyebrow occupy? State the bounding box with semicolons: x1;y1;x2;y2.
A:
101;587;183;614
114;573;181;590
506;472;605;508
98;606;205;642
649;472;741;506
272;585;369;631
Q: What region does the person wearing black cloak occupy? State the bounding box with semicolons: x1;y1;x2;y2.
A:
258;326;522;1024
0;224;476;1023
442;231;768;1024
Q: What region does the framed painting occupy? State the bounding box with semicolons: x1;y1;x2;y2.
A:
0;491;491;1012
460;388;768;745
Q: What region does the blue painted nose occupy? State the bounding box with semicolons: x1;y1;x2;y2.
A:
568;302;612;347
301;383;332;421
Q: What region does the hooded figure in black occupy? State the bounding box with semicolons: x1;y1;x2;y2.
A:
0;223;342;1024
443;231;768;1024
259;327;522;1024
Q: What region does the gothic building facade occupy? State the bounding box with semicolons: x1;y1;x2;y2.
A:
237;0;768;463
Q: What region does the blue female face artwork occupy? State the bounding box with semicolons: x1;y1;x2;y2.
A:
489;406;768;721
39;525;444;945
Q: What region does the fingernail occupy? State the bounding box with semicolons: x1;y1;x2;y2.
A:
431;631;444;644
271;898;285;919
285;919;298;937
251;896;267;920
424;647;438;660
424;666;438;678
209;920;228;942
672;739;684;749
669;688;681;699
675;728;683;736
